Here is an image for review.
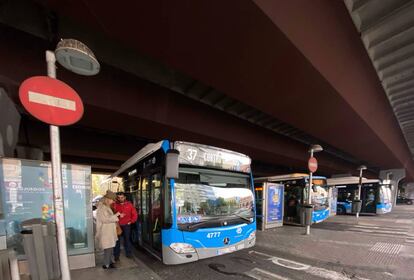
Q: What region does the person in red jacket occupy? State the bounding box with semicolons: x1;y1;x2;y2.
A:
113;192;138;260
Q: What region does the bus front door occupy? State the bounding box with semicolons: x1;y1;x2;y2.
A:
141;174;162;256
141;177;151;246
150;174;162;252
361;187;377;214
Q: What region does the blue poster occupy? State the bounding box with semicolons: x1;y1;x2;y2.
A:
267;184;283;223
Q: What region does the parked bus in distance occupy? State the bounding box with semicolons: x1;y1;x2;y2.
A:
110;140;256;265
327;177;392;215
255;174;330;225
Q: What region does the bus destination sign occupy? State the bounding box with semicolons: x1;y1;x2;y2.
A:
175;142;251;173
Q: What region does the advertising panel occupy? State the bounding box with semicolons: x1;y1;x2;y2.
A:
265;183;284;228
0;158;93;256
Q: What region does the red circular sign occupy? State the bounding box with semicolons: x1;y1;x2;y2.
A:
308;157;318;173
19;76;84;126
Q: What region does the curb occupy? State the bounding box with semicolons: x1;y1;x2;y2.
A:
131;252;163;280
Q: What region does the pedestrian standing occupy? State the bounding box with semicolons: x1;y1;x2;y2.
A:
113;192;138;261
95;190;122;269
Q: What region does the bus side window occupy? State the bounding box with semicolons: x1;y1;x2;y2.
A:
337;189;349;202
135;176;142;217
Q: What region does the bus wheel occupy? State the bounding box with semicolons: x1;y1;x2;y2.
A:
337;206;346;215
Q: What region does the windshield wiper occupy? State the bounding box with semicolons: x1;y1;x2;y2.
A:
185;217;227;230
183;213;253;231
232;213;252;222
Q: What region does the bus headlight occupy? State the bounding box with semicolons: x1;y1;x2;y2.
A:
170;243;196;254
248;231;256;240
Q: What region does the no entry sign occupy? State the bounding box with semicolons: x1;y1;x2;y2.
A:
19;76;84;126
308;157;318;173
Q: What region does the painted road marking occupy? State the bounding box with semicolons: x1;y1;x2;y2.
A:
395;219;412;224
369;242;402;255
353;224;409;231
319;239;371;247
406;238;414;243
353;224;381;229
348;228;408;236
271;258;309;271
249;251;370;280
28;91;76;111
245;268;290;280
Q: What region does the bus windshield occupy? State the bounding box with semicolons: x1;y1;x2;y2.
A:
380;184;392;204
310;181;329;211
175;168;254;230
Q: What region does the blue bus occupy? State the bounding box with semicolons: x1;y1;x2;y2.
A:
327;177;392;215
255;174;330;225
111;140;256;264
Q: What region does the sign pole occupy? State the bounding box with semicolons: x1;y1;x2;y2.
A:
306;150;314;235
356;168;363;219
46;50;71;280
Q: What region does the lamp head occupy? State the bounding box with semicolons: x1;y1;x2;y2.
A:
55;39;100;76
308;144;323;153
357;165;367;171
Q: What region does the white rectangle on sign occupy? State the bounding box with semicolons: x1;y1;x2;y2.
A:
28;91;76;111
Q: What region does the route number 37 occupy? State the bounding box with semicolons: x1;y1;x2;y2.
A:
186;148;198;161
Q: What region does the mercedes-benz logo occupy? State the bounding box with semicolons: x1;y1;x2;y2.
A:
223;237;230;245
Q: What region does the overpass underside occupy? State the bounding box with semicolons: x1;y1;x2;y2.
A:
0;0;413;179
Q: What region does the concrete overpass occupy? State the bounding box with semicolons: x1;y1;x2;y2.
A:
0;0;413;180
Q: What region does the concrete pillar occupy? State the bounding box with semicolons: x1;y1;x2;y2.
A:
401;182;414;199
379;169;406;206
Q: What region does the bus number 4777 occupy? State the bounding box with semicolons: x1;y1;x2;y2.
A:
207;232;221;238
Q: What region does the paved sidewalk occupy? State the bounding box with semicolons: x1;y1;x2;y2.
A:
71;205;414;280
256;205;414;280
71;251;162;280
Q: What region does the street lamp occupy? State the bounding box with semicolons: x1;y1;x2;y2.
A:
354;165;367;219
47;39;100;280
305;144;323;235
55;39;100;76
308;144;323;155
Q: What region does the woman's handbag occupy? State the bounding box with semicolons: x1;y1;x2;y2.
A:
116;223;123;236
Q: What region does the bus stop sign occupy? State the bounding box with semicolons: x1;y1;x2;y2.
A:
308;157;318;173
19;76;84;126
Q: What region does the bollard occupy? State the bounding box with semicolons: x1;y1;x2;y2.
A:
302;204;314;226
352;200;362;214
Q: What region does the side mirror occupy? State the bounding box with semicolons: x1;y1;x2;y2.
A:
166;149;179;179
